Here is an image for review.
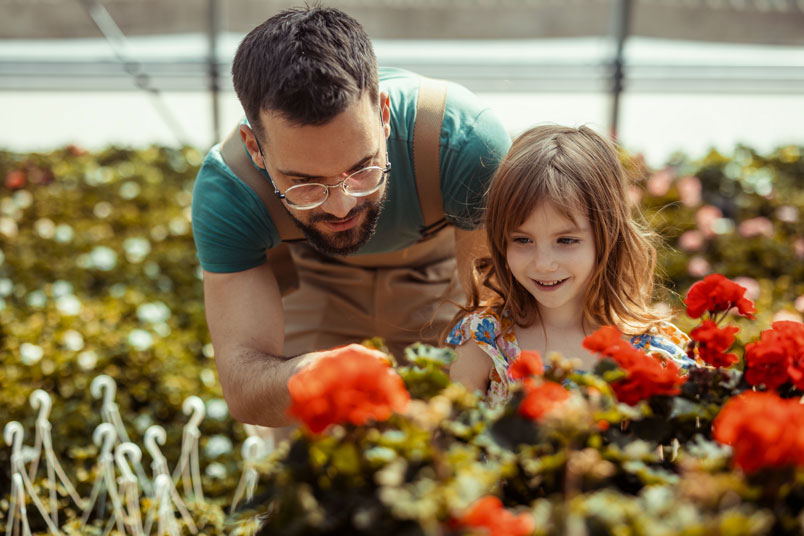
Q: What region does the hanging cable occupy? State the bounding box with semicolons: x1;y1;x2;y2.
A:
77;0;191;146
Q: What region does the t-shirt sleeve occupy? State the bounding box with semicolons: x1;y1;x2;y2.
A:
439;89;511;230
191;148;280;273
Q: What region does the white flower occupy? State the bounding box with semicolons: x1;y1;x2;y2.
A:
56;295;82;316
89;246;117;271
34;218;55;239
26;290;47;308
62;330;84;351
52;280;74;298
204;435;233;458
206;399;229;420
54;224;74;243
123;237;151;263
20;343;44;365
128;329;153;351
136;301;170;324
119;181;141;200
77;350;98;370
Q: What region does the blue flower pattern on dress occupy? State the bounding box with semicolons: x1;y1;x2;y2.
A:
474;318;498;350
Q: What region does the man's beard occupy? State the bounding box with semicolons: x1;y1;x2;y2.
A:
287;192;387;257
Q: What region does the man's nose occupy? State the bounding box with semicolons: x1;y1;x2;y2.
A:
320;182;357;219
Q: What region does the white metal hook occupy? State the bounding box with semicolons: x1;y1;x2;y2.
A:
182;396;205;429
29;390;53;423
93;422;118;457
144;425;167;464
90;374;117;408
242;436;264;461
115;442;142;483
3;421;24;458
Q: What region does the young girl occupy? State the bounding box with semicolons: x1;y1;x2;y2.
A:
447;125;696;407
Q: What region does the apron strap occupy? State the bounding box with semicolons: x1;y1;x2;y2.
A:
413;76;449;240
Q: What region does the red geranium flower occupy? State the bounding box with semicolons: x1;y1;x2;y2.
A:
684;273;756;319
774;321;804;389
287;344;409;434
610;349;687;405
518;380;570;420
456;496;535;536
582;325;630;357
713;390;804;474
690;320;739;368
744;330;793;390
509;350;544;380
583;326;688;405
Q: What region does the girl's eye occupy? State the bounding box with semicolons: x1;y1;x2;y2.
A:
558;237;579;245
511;237;531;245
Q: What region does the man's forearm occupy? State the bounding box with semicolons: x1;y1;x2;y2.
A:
216;347;318;427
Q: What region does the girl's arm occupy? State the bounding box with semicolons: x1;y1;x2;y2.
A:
450;340;493;394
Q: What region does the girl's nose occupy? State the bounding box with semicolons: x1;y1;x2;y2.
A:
531;251;558;273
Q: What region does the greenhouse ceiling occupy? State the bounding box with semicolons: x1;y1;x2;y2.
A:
1;0;803;45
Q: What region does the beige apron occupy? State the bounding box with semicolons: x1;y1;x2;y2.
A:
282;226;462;359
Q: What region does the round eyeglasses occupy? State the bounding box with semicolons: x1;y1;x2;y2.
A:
277;162;391;210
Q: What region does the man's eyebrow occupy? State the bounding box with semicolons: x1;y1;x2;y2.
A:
277;152;375;179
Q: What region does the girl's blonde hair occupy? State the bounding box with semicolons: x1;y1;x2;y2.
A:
462;124;667;335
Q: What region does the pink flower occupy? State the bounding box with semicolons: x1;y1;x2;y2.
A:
677;175;702;207
628;185;643;207
776;205;799;223
733;276;760;302
738;217;774;239
773;310;803;324
687;256;712;278
695;205;723;238
678;230;705;252
794;238;804;260
647;169;674;197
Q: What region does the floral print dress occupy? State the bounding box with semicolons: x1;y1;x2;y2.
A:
446;309;698;408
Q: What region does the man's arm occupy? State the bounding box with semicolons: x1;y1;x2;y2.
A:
203;263;318;427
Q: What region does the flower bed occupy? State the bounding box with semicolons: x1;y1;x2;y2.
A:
0;142;802;535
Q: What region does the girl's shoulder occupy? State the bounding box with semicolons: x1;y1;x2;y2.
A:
629;321;700;369
446;308;506;347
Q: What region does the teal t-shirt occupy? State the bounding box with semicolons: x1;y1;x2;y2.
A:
191;67;511;273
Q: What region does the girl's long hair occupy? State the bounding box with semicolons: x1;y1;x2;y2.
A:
457;124;668;336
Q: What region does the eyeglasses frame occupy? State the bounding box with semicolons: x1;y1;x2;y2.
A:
252;110;391;211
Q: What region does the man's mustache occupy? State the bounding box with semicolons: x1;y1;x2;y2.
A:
308;203;370;225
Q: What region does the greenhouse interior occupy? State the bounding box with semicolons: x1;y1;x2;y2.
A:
2;0;804;534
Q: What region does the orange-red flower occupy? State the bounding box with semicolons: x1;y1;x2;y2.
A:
287;344;410;434
582;325;630;357
456;496;535;536
583;326;688;405
684;273;756;319
690;320;739;368
509;350;544;380
610;349;687;405
518;380;570;421
713;390;804;474
744;321;804;390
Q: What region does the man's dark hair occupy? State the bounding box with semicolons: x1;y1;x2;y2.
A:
232;6;379;137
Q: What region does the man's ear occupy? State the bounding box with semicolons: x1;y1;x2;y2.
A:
239;124;265;169
380;91;391;138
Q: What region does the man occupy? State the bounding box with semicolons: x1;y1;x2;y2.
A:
191;6;510;428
